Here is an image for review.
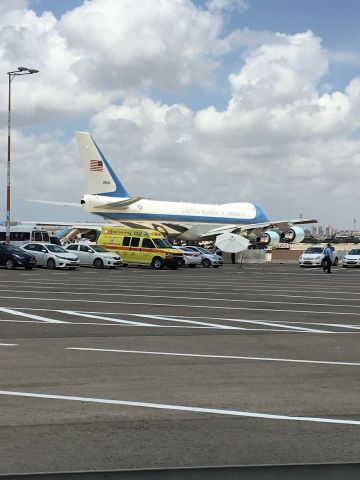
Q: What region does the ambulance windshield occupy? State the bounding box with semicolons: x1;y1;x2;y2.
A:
153;238;172;248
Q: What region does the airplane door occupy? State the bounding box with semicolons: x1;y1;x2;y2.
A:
130;237;141;262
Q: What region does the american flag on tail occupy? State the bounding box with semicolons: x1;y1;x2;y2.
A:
90;159;103;172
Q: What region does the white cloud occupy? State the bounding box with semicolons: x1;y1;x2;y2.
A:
206;0;249;13
59;0;225;92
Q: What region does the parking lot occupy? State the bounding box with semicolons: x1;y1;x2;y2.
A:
1;263;360;474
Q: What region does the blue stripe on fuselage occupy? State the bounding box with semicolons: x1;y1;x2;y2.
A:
92;208;269;225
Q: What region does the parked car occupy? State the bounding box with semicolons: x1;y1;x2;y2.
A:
298;245;339;268
174;246;202;267
186;246;224;268
66;243;122;268
0;243;36;270
21;243;79;269
342;248;360;268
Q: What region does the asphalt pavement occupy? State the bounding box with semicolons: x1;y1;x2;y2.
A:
1;263;360;474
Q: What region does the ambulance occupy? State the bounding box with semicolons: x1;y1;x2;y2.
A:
97;227;184;269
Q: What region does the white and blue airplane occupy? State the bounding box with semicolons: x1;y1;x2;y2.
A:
34;132;316;244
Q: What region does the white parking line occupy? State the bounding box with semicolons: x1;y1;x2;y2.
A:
0;390;359;426
59;310;160;327
2;287;360;311
137;314;242;330
0;307;68;324
67;348;360;366
2;295;360;318
135;315;329;333
0;343;17;346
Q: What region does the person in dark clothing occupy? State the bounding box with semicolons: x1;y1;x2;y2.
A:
323;243;332;274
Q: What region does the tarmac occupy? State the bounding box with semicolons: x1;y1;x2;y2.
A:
0;263;360;474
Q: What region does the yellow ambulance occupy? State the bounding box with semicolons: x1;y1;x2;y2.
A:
97;227;184;270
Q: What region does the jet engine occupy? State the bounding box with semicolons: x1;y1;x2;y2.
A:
281;226;305;243
257;230;280;247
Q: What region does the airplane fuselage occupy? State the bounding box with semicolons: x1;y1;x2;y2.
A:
81;194;269;225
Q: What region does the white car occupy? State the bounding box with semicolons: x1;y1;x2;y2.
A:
66;243;123;268
186;246;224;268
298;245;339;268
342;248;360;268
22;243;80;269
175;246;202;267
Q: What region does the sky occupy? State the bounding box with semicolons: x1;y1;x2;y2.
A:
1;0;360;229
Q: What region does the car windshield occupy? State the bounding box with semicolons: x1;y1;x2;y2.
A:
46;245;67;253
153;238;172;248
348;249;360;255
179;247;192;252
197;247;211;254
90;245;108;252
304;247;323;254
1;245;24;253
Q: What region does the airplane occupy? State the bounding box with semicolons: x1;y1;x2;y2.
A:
32;132;316;245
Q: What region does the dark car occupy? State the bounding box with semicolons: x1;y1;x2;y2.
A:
0;243;36;270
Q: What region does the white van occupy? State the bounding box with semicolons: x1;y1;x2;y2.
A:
0;224;50;246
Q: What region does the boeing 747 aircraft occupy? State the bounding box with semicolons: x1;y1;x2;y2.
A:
34;132;316;244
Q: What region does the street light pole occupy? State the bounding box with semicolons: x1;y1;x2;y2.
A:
5;67;39;244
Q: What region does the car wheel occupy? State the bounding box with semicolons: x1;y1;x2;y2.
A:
151;257;164;270
169;265;178;270
93;258;104;269
333;257;339;266
189;264;196;268
5;259;15;270
213;265;219;268
342;265;347;268
25;266;33;270
321;259;325;268
47;258;56;269
68;267;77;270
202;258;211;268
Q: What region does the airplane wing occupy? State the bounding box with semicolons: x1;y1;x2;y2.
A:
200;218;317;238
28;200;81;208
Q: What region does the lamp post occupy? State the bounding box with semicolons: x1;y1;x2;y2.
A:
6;66;39;244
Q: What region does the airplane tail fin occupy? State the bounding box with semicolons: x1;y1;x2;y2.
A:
75;132;129;198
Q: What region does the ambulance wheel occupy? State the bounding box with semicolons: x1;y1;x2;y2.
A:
93;258;104;269
151;257;164;270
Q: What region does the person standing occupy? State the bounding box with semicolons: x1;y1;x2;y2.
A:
323;243;333;274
